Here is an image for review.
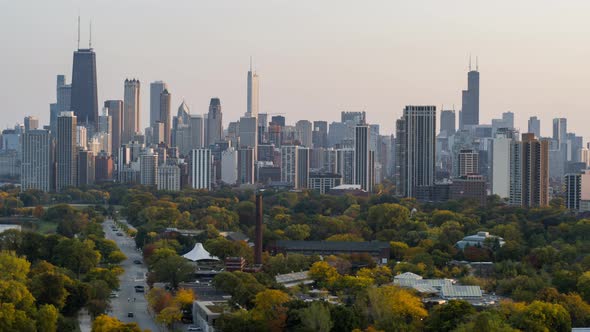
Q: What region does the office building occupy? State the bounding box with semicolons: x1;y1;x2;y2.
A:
308;172;342;194
189;115;204;149
206;98;222;146
553;118;567;145
238;147;255;185
341;111;366;124
95;151;113;182
450;174;487;206
221;148;238;185
336;148;354;184
396;106;436;197
159;89;171;145
492;129;517;198
354;124;373;192
56;112;77;191
457;149;479;177
313;121;328;148
297;147;310;189
246;62;259;117
71;47;98;128
21;129;53;192
459;61;480;129
239;116;258;149
140;148;158;186
528;116;541;138
104;100;123;155
271;115;286;127
565;173;581;211
123;79;141;144
150;81;168;127
78;149;95;186
24;116;39;132
157;164;181;191
281;145;298;187
191;149;212;190
52;75;72;135
440;110;456;136
296;120;313;148
509;133;549;207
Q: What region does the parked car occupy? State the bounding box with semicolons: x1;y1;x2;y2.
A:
187;326;202;331
133;259;142;264
109;292;118;298
134;285;145;293
127;312;134;318
116;232;123;236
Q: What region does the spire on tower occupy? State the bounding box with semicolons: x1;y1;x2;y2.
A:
249;56;253;72
469;54;472;71
89;20;92;49
476;56;479;71
77;15;80;50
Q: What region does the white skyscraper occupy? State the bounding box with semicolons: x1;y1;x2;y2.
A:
492;129;517;198
21;129;53;192
157;164;181;191
140;148;158;186
281;145;298;186
191;148;212;190
221;147;238;185
296;120;313;148
246;60;259;117
150;81;168;127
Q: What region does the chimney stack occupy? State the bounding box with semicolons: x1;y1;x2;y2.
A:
254;192;263;265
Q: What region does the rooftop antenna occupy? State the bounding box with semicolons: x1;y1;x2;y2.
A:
249;56;253;72
77;15;80;49
476;56;479;71
89;20;92;49
469;54;472;71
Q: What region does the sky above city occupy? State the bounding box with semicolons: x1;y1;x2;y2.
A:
2;0;590;137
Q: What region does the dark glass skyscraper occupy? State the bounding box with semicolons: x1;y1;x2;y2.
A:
459;64;479;130
71;48;98;128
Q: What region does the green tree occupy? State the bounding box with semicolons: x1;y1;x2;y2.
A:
0;302;36;332
37;304;59;332
285;224;311;240
151;254;194;289
29;270;73;310
425;300;475;332
367;203;410;232
53;238;101;277
299;301;333;332
513;301;571;332
0;251;30;282
577;271;590;302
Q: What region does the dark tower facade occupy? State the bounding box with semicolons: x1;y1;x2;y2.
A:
71;48;98;129
459;62;479;130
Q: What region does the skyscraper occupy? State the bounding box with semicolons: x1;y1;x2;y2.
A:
140;148;158;186
246;61;259;117
71;48;98;128
21;129;53;192
552;118;567;144
207;98;223;147
239;116;258;149
457;148;479;177
104;100;123;156
492;128;518;198
354;124;372;192
56;112;77;191
296;120;313;148
191;148;212;190
297;147;310;189
528;116;541;138
51;75;71;135
281;145;298;187
159;89;171;145
440;110;456;136
78;149;95;186
150;81;168;127
237;147;255;184
123;79;141;144
510;133;549;207
459;60;480;129
24;116;39;132
396;106;436;197
313;121;328;148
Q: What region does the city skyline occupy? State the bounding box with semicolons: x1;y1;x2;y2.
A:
3;1;590;137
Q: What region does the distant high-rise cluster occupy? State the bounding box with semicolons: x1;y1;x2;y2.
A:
16;38;589;211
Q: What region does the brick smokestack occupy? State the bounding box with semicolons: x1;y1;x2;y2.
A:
254;192;263;265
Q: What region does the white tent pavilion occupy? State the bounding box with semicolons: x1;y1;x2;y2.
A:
182;243;220;262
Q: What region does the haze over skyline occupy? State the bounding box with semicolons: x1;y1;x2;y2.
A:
2;1;590;137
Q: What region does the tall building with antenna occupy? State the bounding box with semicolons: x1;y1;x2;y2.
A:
70;18;98;130
459;56;480;130
246;58;259;117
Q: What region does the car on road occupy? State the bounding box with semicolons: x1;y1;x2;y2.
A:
127;312;134;318
187;326;202;331
116;232;123;236
109;292;118;298
134;285;145;293
133;259;142;264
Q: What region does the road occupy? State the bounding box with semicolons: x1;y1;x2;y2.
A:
103;219;161;332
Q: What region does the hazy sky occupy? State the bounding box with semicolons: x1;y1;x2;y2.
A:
2;0;590;137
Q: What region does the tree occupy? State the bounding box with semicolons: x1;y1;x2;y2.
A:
367;203;410;232
361;285;427;331
357;266;393;285
309;261;340;288
331;305;362;332
577;271;590;302
0;280;36;316
147;288;174;314
454;311;518;332
156;306;182;328
512;301;571;332
252;289;290;332
425;300;475;332
29;270;73;310
92;314;143;332
174;288;195;310
0;302;36;332
0;251;30;282
37;304;59;332
298;301;333;332
285;224;311;240
52;238;101;277
151;254;194;289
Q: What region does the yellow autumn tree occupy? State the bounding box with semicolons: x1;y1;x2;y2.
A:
252;289;290;332
309;261;340;288
362;285;427;332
